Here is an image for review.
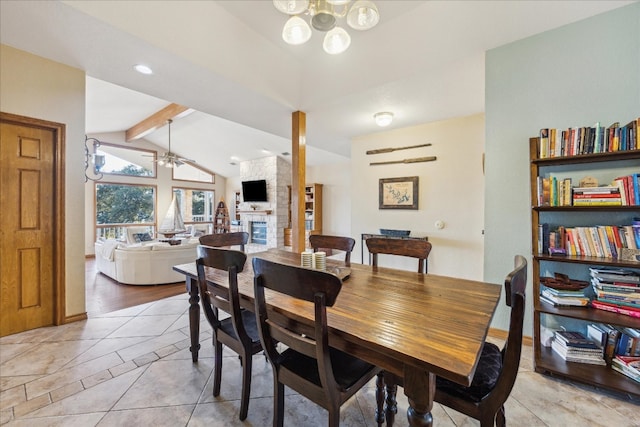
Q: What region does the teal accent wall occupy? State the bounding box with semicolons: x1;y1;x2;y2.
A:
484;3;640;333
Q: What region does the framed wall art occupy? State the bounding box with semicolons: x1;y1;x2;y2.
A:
379;176;419;210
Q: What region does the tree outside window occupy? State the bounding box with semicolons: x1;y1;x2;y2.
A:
96;182;156;240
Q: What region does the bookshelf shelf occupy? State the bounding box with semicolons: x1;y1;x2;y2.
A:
529;135;640;397
532;149;640;166
534;205;640;212
536;347;640;396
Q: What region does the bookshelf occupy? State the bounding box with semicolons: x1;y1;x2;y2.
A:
284;183;323;248
234;191;241;221
529;135;640;397
214;199;230;233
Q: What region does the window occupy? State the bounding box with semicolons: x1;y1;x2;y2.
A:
173;187;214;234
95;183;156;240
96;143;156;178
172;162;214;183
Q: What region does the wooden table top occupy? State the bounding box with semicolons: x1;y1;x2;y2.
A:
174;248;501;387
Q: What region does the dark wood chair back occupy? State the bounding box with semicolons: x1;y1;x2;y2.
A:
377;255;527;427
196;245;262;421
365;237;432;273
308;234;356;266
199;231;249;252
252;257;380;427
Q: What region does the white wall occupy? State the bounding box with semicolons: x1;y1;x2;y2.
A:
351;114;485;279
83;131;225;254
0;44;86;317
485;3;640;334
307;161;351;237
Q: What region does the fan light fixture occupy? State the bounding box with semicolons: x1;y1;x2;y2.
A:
156;119;194;168
274;0;379;54
374;112;393;127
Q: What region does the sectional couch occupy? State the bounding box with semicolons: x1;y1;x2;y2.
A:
94;238;199;285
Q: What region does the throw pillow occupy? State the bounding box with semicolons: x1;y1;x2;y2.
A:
132;232;153;243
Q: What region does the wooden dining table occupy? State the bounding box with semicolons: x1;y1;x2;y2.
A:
173;248;501;427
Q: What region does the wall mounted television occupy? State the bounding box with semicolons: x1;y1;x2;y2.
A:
241;179;268;202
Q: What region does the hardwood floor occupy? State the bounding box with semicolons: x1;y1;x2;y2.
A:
85;257;186;317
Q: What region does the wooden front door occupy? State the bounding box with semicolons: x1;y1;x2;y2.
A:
0;112;65;337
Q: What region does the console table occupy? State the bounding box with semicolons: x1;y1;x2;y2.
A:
361;233;429;265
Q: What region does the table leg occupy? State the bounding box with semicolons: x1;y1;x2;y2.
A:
186;276;201;362
403;367;435;427
375;372;385;426
384;373;398;427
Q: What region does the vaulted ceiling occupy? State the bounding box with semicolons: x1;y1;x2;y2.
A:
0;1;632;177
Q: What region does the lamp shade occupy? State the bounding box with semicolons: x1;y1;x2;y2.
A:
273;0;309;15
374;112;393;127
323;26;351;54
282;16;312;45
347;0;379;30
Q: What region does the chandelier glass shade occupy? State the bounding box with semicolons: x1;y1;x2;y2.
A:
274;0;379;54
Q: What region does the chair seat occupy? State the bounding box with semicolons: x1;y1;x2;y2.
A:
219;309;261;343
436;342;503;402
280;348;378;392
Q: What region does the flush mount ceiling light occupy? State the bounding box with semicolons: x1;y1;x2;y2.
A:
374;112;393;127
133;64;153;75
274;0;380;54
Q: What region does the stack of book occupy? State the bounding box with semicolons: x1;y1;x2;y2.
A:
612;174;640;206
538;118;639;159
540;286;589;307
551;331;606;365
572;186;621;206
611;355;640;383
590;268;640;318
538;223;640;259
587;323;640;362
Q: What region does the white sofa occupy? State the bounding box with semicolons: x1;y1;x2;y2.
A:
94;239;199;285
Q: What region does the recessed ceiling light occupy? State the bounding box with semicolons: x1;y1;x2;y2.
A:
133;64;153;75
261;148;271;154
281;152;291;156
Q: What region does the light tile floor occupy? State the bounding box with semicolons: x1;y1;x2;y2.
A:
1;293;638;426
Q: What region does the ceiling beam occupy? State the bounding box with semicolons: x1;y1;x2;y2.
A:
125;103;192;141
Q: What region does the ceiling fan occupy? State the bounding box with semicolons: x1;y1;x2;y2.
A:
154;119;196;168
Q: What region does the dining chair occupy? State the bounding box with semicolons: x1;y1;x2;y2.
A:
199;231;249;252
252;257;381;427
377;255;528;427
365;237;432;273
196;245;262;421
309;234;356;266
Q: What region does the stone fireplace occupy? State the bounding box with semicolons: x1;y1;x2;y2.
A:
238;156;291;248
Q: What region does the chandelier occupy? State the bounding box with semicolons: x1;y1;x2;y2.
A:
273;0;380;54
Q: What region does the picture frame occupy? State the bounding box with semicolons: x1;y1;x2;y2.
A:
379;176;419;210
